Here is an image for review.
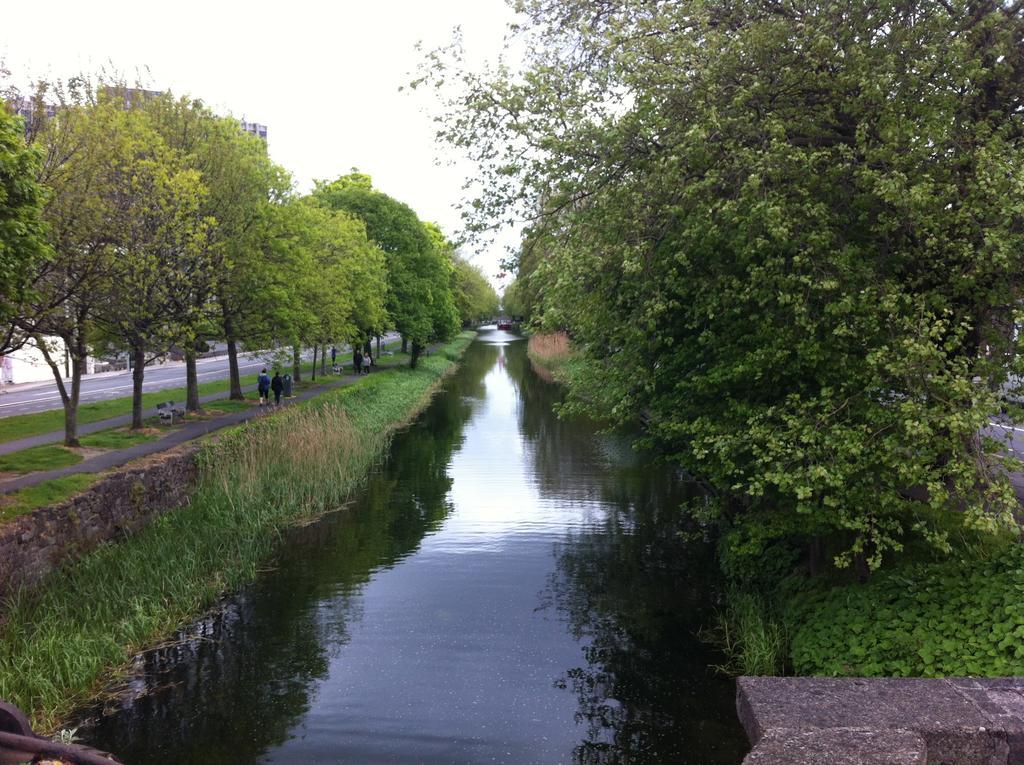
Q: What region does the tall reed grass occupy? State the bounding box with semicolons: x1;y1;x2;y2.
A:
526;331;572;365
0;332;474;731
704;589;788;676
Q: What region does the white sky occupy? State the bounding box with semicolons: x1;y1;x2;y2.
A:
0;0;520;287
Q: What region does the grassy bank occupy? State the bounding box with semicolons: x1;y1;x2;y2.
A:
0;332;475;731
0;475;100;524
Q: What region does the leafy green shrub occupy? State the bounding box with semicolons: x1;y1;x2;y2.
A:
786;544;1024;677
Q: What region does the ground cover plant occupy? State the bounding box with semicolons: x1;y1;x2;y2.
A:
783;544;1024;677
0;332;474;732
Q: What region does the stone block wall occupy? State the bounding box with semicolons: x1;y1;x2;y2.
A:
0;445;199;601
738;675;1024;764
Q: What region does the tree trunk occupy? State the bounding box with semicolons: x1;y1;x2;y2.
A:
292;344;301;382
62;353;86;446
37;336;81;447
311;345;318;381
226;336;243;401
808;535;826;577
185;344;200;413
376;334;381;358
853;549;871;584
320;343;327;376
401;335;408;353
410;341;422;369
131;343;146;429
221;303;244;401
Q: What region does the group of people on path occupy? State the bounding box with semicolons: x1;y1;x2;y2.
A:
256;343;375;406
257;369;287;406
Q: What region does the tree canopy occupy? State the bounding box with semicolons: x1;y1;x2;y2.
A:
0;102;48;352
424;0;1024;572
314;174;460;362
0;79;453;435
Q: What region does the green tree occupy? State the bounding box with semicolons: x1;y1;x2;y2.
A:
0;96;49;355
314;175;458;366
425;0;1024;573
142;92;289;408
90;98;213;429
451;253;499;325
251;197;388;381
423;221;466;334
15;92;126;445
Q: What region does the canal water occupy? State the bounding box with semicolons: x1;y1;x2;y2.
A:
81;330;749;764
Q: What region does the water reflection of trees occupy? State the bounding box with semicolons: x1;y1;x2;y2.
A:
503;341;617;506
82;346;492;765
549;493;748;765
505;343;747;764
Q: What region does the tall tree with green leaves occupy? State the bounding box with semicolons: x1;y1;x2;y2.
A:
314;174;457;366
0;97;50;355
142;92;288;408
91;99;213;429
424;0;1024;574
451;254;499;324
426;222;497;325
279;198;388;378
14;92;127;445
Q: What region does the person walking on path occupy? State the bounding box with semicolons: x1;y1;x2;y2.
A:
363;352;372;374
331;346;337;366
271;371;284;406
257;368;271;406
353;348;363;375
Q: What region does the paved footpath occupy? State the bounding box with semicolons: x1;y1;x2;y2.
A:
0;363;385;496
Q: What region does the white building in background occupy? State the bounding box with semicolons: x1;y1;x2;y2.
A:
239;119;267;141
0;338;95;387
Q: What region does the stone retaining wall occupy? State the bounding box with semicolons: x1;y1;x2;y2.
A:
737;675;1024;764
0;445;199;601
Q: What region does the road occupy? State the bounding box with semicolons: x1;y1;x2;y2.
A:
0;336;400;418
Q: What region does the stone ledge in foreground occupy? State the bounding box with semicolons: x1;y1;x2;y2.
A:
737;676;1024;764
743;728;928;765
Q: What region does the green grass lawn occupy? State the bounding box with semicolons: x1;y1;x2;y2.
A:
78;429;159;450
0;445;82;474
198;399;253;414
0;474;98;523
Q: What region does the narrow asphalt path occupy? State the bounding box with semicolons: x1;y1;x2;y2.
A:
0;363;389;496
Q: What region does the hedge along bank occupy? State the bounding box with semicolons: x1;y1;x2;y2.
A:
0;331;476;733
